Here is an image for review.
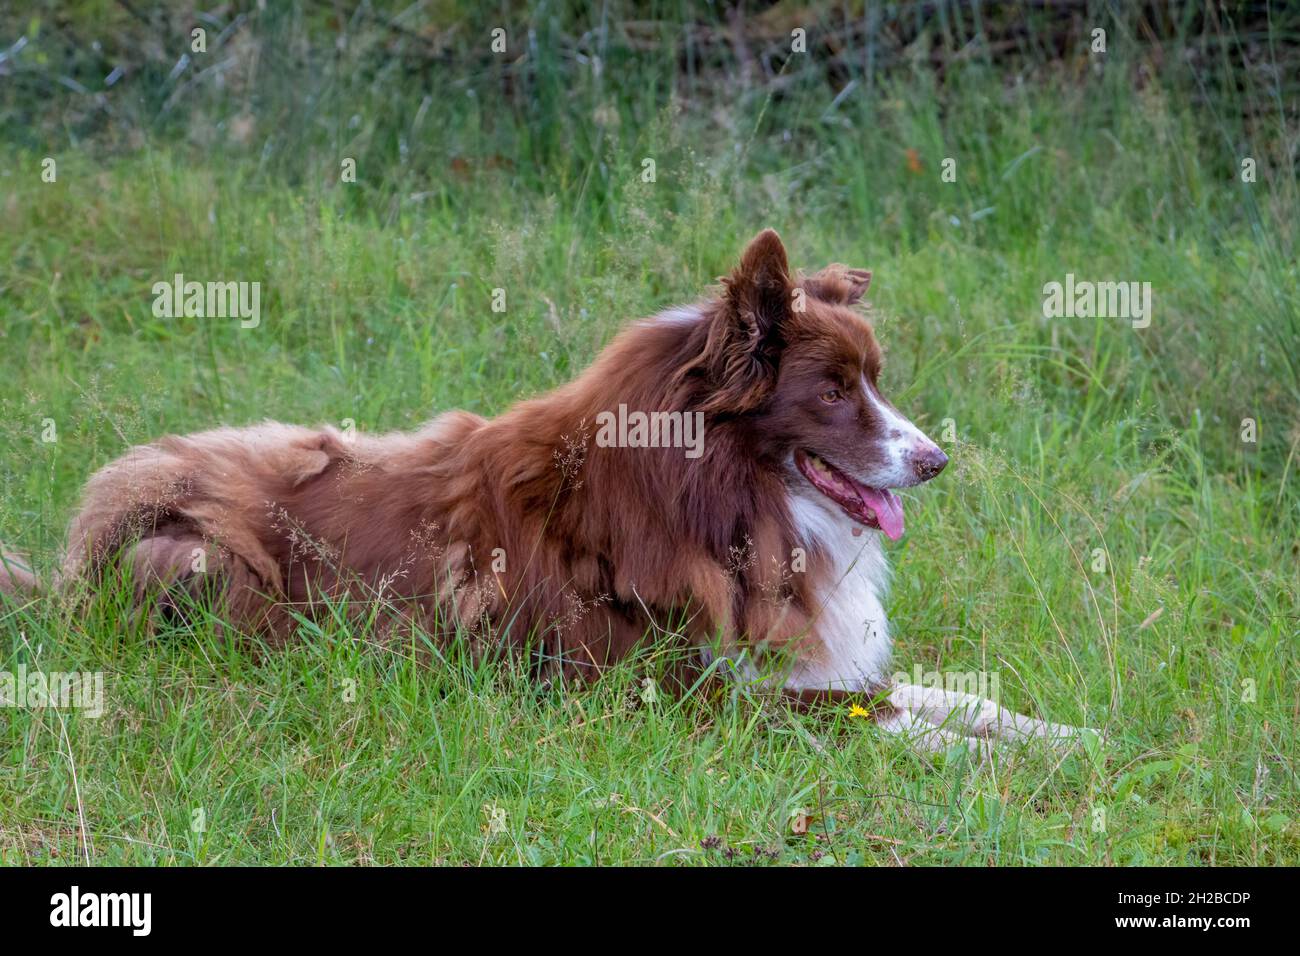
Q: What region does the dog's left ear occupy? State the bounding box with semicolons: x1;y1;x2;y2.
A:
695;229;793;412
726;228;794;332
802;264;872;305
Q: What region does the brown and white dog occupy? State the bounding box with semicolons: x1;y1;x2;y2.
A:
1;230;1086;751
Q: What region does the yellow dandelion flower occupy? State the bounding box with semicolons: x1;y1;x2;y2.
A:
849;704;870;719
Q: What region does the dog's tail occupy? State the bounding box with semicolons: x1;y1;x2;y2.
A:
0;544;40;597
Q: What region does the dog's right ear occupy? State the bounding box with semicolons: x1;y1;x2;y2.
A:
697;229;793;412
802;264;872;305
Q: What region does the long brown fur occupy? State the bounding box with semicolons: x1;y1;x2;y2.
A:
3;231;904;696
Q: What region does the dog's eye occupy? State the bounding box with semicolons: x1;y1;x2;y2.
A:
819;389;842;405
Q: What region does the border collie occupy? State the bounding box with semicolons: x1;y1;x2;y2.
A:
1;230;1088;751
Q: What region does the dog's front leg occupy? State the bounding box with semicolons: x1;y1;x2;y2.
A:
779;686;986;755
888;682;1090;746
872;703;989;754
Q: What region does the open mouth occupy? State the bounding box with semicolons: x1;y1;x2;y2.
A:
794;450;905;541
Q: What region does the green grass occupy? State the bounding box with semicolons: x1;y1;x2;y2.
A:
0;2;1297;865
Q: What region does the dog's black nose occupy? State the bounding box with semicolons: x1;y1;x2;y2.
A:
912;445;949;482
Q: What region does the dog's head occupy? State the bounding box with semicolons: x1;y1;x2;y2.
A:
699;229;947;540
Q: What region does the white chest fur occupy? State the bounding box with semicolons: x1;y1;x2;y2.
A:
785;491;895;691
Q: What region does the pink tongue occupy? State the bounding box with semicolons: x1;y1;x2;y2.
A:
859;487;904;541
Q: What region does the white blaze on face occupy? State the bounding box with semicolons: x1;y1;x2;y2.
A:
861;376;939;486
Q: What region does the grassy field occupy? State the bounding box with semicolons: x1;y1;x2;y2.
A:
0;2;1297;865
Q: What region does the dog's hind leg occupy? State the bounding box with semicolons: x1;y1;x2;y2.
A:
125;533;290;641
0;546;39;596
889;681;1091;746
